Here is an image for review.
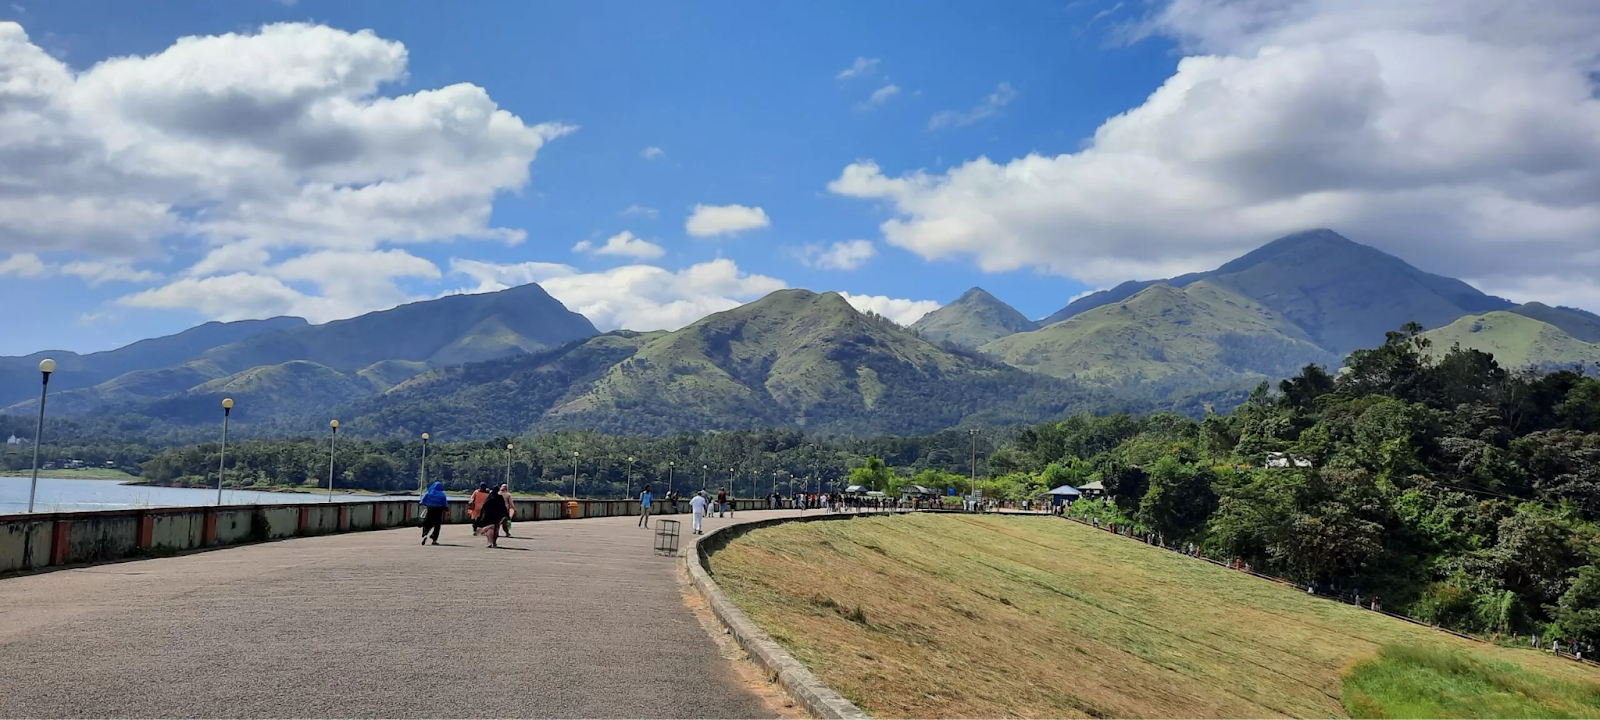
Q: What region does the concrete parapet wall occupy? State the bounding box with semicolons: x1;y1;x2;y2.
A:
1;495;772;576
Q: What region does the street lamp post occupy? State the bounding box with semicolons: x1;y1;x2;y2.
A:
668;461;675;495
572;451;580;498
969;427;980;509
26;358;55;514
701;464;708;493
216;398;233;506
326;419;339;501
627;456;635;499
419;432;429;495
505;443;514;492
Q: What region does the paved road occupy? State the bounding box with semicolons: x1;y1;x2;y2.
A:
0;507;805;718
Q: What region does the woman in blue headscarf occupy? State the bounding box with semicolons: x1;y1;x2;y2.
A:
419;481;449;545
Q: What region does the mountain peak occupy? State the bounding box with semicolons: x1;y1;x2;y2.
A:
1044;229;1513;353
911;287;1037;348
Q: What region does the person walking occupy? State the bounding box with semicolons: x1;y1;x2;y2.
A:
418;481;448;545
691;491;708;535
473;487;510;548
467;483;490;524
638;483;653;528
498;483;516;538
716;488;729;518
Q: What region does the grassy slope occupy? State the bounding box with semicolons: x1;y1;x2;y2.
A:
1420;312;1600;368
1510;303;1600;344
984;280;1336;388
710;514;1600;719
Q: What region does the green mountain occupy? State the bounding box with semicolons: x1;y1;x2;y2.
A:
1043;229;1514;354
910;287;1039;348
335;290;1102;437
6;283;598;420
194;282;597;375
983;281;1339;400
1509;302;1600;344
1420;312;1600;369
0;317;306;406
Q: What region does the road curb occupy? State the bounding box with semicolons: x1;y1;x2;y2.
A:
684;513;870;720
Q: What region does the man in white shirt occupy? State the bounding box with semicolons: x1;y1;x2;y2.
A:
690;491;708;535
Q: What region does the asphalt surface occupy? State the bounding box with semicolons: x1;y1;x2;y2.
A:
0;507;805;718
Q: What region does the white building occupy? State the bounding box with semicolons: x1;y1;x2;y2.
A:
1265;452;1313;469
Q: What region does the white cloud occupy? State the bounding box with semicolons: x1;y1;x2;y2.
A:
0;252;46;277
572;230;666;260
621;205;659;219
836;57;879;80
928;82;1018;130
858;84;900;110
837;293;940;326
118;249;440;322
640;146;665;160
0;253;158;284
449;257;786;332
0;21;573;318
797;240;877;270
60;259;160;286
685;203;771;238
833;0;1600;311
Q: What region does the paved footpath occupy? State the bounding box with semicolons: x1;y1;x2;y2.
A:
0;507;806;718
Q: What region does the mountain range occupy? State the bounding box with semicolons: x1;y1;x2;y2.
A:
3;229;1595;439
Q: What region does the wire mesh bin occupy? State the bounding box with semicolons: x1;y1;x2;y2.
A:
653;519;681;556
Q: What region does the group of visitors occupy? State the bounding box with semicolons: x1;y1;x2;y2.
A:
417;481;517;548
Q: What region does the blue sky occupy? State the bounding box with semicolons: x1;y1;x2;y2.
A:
3;0;1599;356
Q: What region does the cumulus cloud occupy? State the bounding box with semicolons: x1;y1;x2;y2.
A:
836;57;879;80
0;253;47;277
927;82;1017;129
796;240;877;270
573;230;666;260
831;0;1600;311
837;292;940;326
119;249;440;322
449;257;786;331
621;205;659;219
0;21;572;318
640;146;665;160
685;203;771;238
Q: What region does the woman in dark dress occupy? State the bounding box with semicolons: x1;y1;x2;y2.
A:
473;488;510;548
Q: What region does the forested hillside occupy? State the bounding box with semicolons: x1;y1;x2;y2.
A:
981;323;1600;644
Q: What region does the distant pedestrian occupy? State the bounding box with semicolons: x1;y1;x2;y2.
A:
498;483;516;538
467;483;490;523
691;491;708;534
418;481;448;545
716;488;729;518
639;484;653;528
473;487;510;548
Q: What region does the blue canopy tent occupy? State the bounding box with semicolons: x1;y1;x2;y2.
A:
1044;484;1080;508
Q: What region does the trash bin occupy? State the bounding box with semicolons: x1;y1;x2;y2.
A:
564;501;580;519
654;519;681;556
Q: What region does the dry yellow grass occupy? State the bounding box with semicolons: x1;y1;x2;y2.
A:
708;513;1600;718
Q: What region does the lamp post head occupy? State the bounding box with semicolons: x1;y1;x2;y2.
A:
221;397;234;410
38;358;56;374
573;451;579;458
628;456;635;462
421;432;429;440
507;443;514;450
330;419;339;430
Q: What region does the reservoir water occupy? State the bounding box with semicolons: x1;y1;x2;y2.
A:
0;476;391;514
